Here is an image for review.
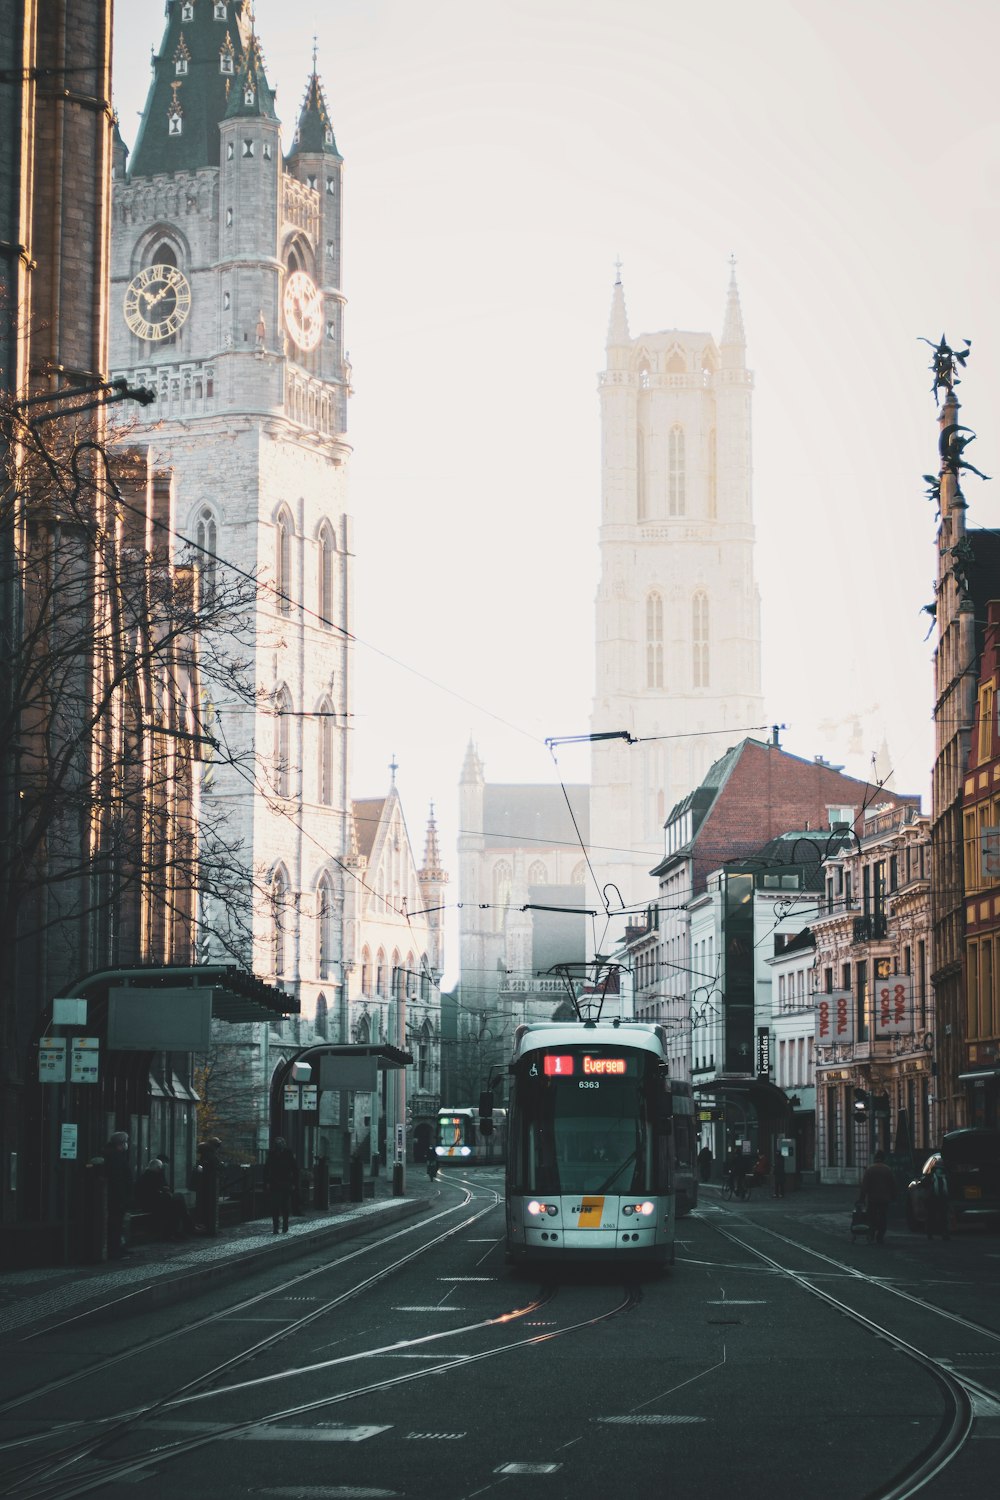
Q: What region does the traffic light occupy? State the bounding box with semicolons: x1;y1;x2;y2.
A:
852;1088;869;1118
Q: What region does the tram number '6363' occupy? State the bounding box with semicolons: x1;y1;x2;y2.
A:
580;1080;601;1089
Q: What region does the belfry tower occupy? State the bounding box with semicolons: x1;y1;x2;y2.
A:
109;3;353;1066
590;263;764;913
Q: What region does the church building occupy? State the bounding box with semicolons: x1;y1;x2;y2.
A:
107;2;445;1159
590;263;765;916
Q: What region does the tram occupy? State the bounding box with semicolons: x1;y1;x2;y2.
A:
435;1106;507;1164
504;1020;675;1266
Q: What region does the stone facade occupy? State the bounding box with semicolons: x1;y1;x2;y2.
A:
590;264;764;913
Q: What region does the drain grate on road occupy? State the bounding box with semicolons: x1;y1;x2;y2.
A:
600;1415;706;1425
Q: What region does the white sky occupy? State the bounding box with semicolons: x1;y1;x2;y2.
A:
113;0;1000;985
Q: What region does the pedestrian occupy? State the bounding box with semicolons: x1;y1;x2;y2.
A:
697;1144;713;1183
102;1130;132;1260
264;1136;298;1234
136;1158;194;1240
753;1150;769;1188
859;1149;897;1245
773;1151;786;1199
923;1157;950;1241
426;1155;439;1181
191;1136;222;1234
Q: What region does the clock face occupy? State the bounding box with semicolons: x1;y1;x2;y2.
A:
123;264;192;340
283;270;322;351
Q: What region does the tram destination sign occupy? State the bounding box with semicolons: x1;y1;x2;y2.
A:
541;1052;636;1078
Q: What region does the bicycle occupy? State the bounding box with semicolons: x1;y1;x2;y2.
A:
721;1172;751;1202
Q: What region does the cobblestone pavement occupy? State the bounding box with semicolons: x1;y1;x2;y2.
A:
0;1172;440;1340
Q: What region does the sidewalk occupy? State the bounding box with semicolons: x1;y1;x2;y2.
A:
0;1172;438;1342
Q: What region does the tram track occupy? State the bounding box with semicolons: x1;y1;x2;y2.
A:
708;1218;995;1499
2;1272;640;1500
0;1184;499;1495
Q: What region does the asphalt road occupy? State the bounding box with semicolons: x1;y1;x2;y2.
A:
1;1171;998;1500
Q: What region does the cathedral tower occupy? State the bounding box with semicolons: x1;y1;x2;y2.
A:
590;263;764;913
109;3;354;1089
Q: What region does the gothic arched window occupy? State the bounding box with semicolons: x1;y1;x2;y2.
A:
668;426;685;516
274;685;293;798
707;428;717;520
493;860;511;933
318;521;336;625
376;949;386;996
318;696;335;805
418;1019;433;1089
195;506;218;604
317;873;335;979
275;507;293;612
528;861;548;886
361;947;371;996
646;591;664;689
636;426;648;520
272;865;289;977
693;592;710;689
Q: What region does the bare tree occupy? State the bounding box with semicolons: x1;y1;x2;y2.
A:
0;391;271;1092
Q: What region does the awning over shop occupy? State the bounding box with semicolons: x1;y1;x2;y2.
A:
692;1076;792;1120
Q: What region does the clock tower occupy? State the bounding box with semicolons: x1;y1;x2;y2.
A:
110;2;354;1104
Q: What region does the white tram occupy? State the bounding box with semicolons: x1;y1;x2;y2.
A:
504;1020;675;1266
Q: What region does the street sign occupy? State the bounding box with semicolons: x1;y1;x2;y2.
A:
395;1122;404;1162
70;1037;100;1084
60;1124;78;1160
301;1085;318;1111
39;1038;67;1083
283;1084;300;1111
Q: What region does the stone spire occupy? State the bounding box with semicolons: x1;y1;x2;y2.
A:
720;255;746;364
287;51;342;159
606;259;630;349
419;804;446;883
127;1;256;177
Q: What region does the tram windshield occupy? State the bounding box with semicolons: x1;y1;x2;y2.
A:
508;1046;668;1197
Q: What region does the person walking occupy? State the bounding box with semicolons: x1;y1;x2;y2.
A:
924;1157;950;1240
191;1137;222;1235
264;1137;298;1234
697;1144;713;1183
102;1130;132;1260
859;1149;897;1245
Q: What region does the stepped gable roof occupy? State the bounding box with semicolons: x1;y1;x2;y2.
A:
287;66;341;159
482;784;590;851
128;1;257;178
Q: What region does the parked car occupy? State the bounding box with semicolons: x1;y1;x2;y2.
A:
905;1128;1000;1232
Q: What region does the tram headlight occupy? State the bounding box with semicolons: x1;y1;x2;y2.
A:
639;1201;655;1217
527;1200;543;1216
459;1146;471;1156
526;1201;558;1216
622;1204;634;1217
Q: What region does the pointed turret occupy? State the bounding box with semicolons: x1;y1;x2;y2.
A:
720;256;746;368
127;1;256;178
225;31;278;123
287;60;342;160
606;261;630;349
420;804;446;884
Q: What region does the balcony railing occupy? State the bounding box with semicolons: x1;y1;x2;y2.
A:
852;913;888;942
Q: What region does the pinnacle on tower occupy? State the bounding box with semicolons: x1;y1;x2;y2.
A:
287;53;342;158
606;259;630;348
721;255;746;351
420;804;447;883
226;33;278;121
